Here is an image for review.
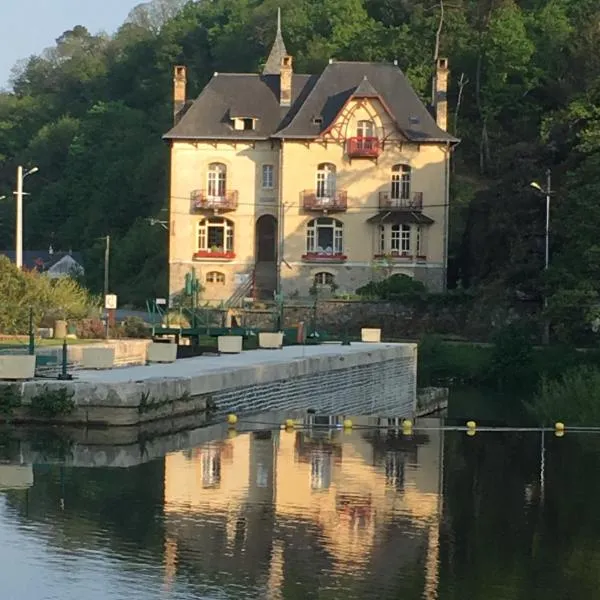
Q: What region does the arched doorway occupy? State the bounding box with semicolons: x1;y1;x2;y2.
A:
256;215;277;262
255;215;278;300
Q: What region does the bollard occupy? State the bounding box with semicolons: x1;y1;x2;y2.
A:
58;339;72;380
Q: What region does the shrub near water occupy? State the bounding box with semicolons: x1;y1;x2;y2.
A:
531;366;600;427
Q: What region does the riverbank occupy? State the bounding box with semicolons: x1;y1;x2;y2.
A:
0;343;418;426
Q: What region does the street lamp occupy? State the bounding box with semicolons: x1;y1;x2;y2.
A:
530;169;553;344
15;166;39;269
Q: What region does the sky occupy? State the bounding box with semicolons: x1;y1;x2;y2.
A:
0;0;143;89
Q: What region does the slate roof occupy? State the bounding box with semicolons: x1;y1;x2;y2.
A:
0;250;84;272
163;73;318;140
263;8;287;75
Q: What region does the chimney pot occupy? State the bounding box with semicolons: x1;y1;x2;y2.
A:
434;57;449;131
280;54;293;107
173;65;187;125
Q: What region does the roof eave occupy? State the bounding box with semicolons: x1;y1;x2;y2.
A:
163;134;272;142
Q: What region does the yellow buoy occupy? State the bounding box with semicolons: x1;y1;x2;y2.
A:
227;414;238;426
284;418;295;429
555;430;565;438
343;419;353;429
402;419;413;429
466;420;477;430
466;429;476;437
555;422;565;432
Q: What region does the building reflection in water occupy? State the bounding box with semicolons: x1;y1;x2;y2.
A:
162;417;444;597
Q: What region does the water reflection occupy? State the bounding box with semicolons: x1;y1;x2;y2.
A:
0;417;598;599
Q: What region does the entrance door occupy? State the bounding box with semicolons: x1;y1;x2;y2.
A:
256;215;277;262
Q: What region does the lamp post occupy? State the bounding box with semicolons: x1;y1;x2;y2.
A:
530;169;552;345
15;166;39;269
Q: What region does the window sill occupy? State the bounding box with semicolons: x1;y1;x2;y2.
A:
193;251;236;260
302;253;347;263
374;253;413;260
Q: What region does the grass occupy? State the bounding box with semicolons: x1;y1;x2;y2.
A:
0;337;101;349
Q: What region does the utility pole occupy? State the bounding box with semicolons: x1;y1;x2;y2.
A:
15;165;39;269
104;235;110;339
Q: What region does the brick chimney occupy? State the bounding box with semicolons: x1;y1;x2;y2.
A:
434;58;448;131
173;65;187;124
280;55;292;107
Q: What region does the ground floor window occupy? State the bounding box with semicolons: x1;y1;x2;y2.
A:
306;218;343;253
378;223;424;255
314;272;334;286
198;217;234;252
206;271;226;284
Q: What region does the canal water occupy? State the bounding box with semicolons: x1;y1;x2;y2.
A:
0;413;599;599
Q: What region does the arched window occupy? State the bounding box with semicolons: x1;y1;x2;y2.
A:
316;163;336;199
197;218;234;252
357;120;375;138
207;162;227;198
314;272;334;286
306;218;343;254
391;164;411;201
206;271;226;284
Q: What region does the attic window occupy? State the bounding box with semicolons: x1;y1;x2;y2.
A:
312;117;323;126
232;117;257;131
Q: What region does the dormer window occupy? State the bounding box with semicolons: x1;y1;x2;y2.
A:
312;116;323;126
357;120;375;138
232;117;257;131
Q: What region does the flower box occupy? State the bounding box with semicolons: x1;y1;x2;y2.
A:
373;254;413;260
0;356;36;380
193;250;236;260
302;252;347;262
416;255;427;261
147;342;177;364
258;332;284;349
218;335;243;354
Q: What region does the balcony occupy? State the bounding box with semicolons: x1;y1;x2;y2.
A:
302;252;347;263
346;137;381;159
302;190;347;213
191;190;238;212
379;191;423;211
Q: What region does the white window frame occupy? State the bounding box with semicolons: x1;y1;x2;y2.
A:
316;163;336;199
306;218;343;254
391;164;411;201
262;164;274;189
207;163;227;199
206;271;226;284
357;120;375;138
400;224;411;252
197;218;234;252
314;272;334;286
380;224;415;254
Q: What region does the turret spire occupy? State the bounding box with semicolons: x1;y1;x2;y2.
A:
263;8;288;75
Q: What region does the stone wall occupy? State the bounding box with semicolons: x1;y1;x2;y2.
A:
238;298;537;340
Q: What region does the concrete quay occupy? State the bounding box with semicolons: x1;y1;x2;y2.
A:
1;343;417;426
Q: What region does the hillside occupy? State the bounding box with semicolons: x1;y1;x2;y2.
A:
0;0;598;337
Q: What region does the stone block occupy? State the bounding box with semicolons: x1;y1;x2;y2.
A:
218;336;243;354
82;347;115;370
0;355;36;380
361;328;381;343
147;342;177;364
259;332;284;349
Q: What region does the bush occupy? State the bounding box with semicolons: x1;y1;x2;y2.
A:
117;316;150;338
530;366;600;426
75;318;106;339
356;274;426;301
487;322;535;391
0;256;99;334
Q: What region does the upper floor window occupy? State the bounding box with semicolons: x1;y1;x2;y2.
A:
198;217;234;252
391;164;411;200
206;271;226;284
262;164;274;189
306;217;343;254
379;223;420;255
316;163;336;199
357;120;375;138
314;272;335;286
207;162;227;198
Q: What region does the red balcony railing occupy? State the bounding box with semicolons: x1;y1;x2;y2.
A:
379;191;423;210
346;136;381;158
191;190;238;212
302;190;347;212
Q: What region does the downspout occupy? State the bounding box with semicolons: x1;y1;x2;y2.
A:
276;139;284;296
443;141;450;292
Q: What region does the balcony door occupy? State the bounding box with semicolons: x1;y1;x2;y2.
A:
207;162;227;199
316;163;336;200
357;120;375;138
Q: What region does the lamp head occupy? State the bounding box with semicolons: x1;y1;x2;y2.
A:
26;167;39;176
530;181;542;192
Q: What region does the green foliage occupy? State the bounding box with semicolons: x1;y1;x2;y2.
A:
0;385;23;417
356;274;426;300
0;256;99;334
531;366;600;426
118;316;151;339
30;386;75;418
488;322;535;391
